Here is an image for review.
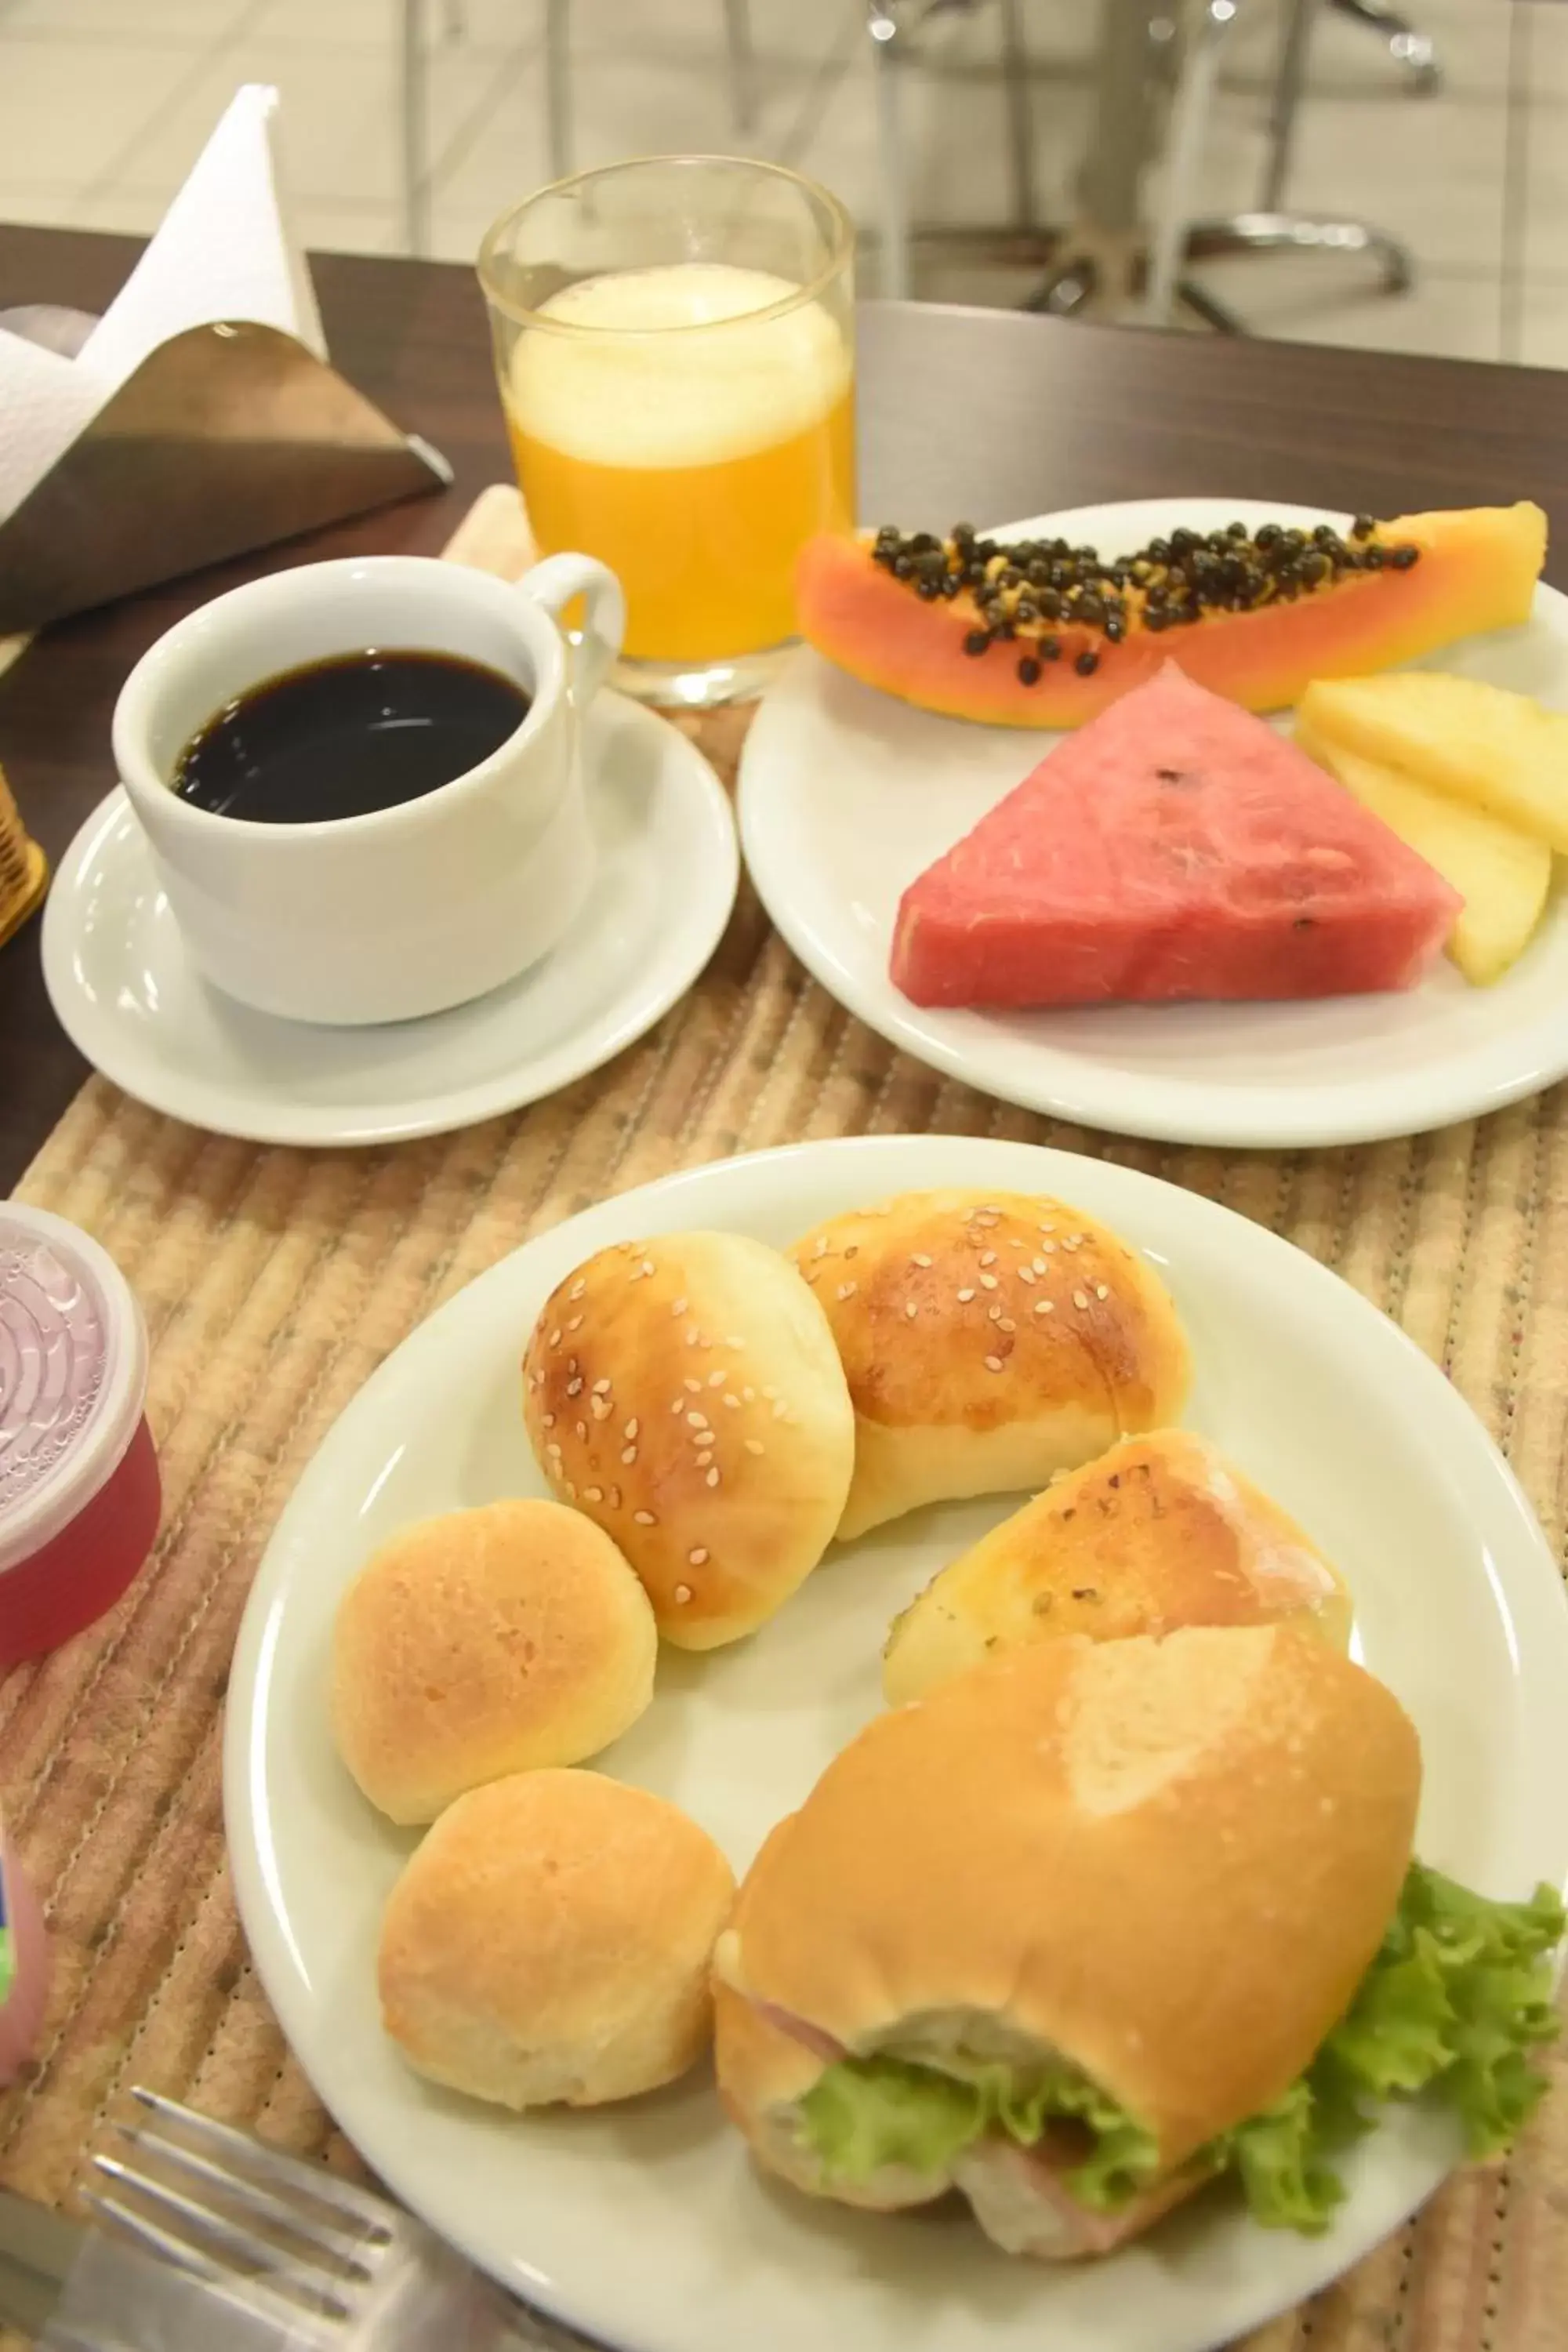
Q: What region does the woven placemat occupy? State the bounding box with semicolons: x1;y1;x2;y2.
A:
5;488;1567;2352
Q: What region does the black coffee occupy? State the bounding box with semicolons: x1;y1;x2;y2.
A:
173;650;532;824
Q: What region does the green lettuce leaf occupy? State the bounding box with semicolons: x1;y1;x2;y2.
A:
793;1864;1564;2235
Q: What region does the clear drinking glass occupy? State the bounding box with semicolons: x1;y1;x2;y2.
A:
477;155;856;710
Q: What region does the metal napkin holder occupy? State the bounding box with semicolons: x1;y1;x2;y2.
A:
0;317;452;637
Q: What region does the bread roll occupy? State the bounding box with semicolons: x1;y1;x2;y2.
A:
522;1232;855;1650
789;1189;1191;1538
883;1430;1352;1704
379;1769;735;2108
332;1499;655;1825
717;1625;1419;2225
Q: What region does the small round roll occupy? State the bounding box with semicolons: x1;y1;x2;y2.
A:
789;1189;1192;1540
379;1769;736;2108
883;1430;1352;1705
332;1499;656;1825
521;1232;855;1650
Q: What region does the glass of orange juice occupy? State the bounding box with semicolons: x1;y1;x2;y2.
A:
477;155;855;709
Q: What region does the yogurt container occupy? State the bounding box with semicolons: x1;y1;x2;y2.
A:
0;1205;161;1666
0;1834;48;2084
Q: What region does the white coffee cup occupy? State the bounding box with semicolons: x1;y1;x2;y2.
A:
111;551;624;1027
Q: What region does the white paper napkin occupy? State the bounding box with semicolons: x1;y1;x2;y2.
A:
0;85;328;528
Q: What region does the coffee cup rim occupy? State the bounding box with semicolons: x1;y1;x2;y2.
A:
112;555;564;843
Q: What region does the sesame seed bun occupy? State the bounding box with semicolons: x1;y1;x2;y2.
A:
522;1232;855;1650
331;1499;656;1825
883;1430;1352;1705
717;1625;1419;2202
789;1190;1192;1540
379;1769;735;2108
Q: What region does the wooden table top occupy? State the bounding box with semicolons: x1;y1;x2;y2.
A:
5;222;1568;1192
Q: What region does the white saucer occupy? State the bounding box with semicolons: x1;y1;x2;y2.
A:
739;497;1568;1150
42;691;738;1149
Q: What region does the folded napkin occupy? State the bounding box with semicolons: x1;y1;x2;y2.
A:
0;85;449;634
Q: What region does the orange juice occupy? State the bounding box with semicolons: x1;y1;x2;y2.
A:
503;264;855;665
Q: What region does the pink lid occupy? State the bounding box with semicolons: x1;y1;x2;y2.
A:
0;1206;150;1579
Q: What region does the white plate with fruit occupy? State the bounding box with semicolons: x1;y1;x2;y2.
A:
739;497;1568;1149
226;1134;1568;2352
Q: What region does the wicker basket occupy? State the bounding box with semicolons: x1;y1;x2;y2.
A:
0;762;47;949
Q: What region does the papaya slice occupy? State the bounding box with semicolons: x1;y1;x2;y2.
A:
796;503;1547;730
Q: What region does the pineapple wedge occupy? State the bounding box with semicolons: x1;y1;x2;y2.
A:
1299;673;1568;853
1295;714;1551;985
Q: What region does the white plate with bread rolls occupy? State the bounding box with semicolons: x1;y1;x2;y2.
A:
224;1134;1568;2352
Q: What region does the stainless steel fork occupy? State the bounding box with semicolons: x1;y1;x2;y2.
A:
27;2088;587;2350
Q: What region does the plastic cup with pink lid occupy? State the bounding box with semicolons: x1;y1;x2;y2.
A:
0;1202;162;1668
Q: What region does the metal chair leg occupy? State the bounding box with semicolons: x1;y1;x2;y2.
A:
996;0;1036;232
1328;0;1441;90
868;5;913;300
400;0;432;258
1262;0;1314;212
546;0;572;182
1145;0;1236;325
723;0;757;136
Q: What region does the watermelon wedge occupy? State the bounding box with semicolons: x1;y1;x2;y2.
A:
891;664;1463;1010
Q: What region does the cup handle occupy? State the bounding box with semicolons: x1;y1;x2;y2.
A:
519;554;626;709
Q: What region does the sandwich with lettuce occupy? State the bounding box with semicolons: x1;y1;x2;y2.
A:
713;1623;1563;2259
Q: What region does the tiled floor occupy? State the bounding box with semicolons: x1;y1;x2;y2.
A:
0;0;1562;368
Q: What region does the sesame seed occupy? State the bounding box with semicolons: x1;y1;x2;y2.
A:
742;1386;756;1401
1034;1298;1055;1316
979;1250;998;1267
837;1281;858;1301
634;1509;657;1526
566;1377;583;1397
762;1385;778;1400
569;1279;586;1301
671;1296;688;1317
688;1548;710;1566
686;1330;701;1348
989;1305;1003;1322
1096;1284;1109;1300
979;1273;999;1291
593;1377;611;1395
814;1237;829;1258
567;1315;583;1332
543;1413;556;1428
997;1317;1017;1334
622;1446;638;1465
575;1421;587;1439
905;1300;918;1319
564;1481;577;1500
956;1287;976;1303
1018;1266;1036;1286
546;1441;562;1459
688;1411;709;1430
585;1486;603;1502
771;1400;789;1420
706;1467;720;1487
547;1329;561;1349
1073;1290;1090;1310
684;1377;702;1394
609;1486;622;1510
674;1583;693;1604
641;1260;655;1278
697;1452;713;1468
670;1397;686;1415
984;1355;1004;1372
708;1369;726;1387
1038;1245;1056;1260
910;1253;933;1269
625;1417;639;1440
590;1397;612;1421
722;1394;741;1410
